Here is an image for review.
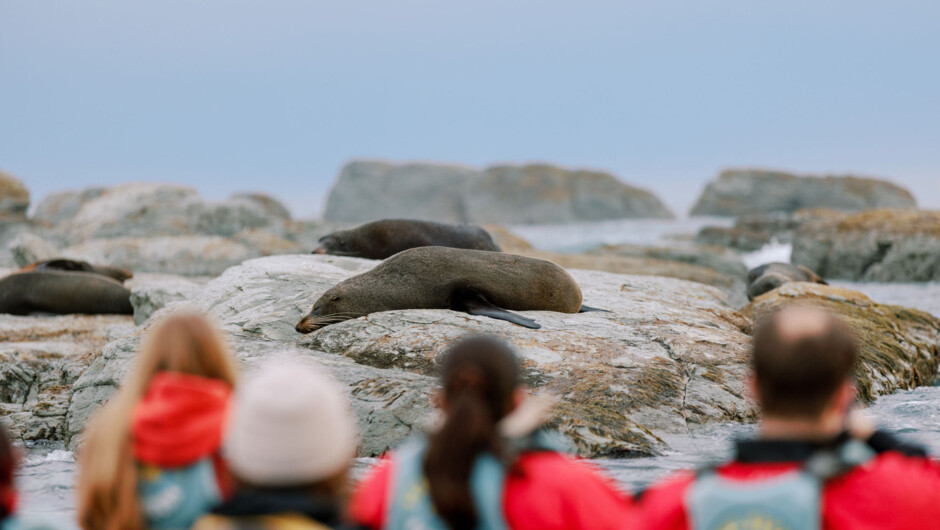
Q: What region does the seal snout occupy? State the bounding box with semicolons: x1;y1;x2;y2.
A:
312;246;327;255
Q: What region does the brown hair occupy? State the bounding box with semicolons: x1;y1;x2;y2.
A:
751;306;858;419
76;313;238;530
423;336;520;530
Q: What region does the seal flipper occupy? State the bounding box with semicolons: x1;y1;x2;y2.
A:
452;291;541;329
579;305;610;313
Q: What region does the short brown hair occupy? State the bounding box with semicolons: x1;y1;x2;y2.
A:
751;306;858;419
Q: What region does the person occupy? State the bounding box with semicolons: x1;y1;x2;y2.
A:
639;305;940;530
192;360;358;529
76;313;239;530
349;336;635;530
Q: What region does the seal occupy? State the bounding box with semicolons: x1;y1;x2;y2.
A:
20;258;133;283
0;270;133;315
296;246;603;332
747;262;827;300
312;219;501;260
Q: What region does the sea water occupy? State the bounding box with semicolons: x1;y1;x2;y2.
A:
15;219;940;522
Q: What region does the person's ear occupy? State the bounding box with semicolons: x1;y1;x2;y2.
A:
747;376;761;405
834;381;856;413
430;386;444;410
510;386;528;413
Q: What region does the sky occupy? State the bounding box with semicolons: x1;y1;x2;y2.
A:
2;0;939;218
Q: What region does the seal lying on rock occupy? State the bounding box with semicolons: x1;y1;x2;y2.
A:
296;247;603;331
0;270;133;315
20;258;133;283
312;219;501;260
747;262;827;300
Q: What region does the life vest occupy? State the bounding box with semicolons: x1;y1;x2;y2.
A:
386;430;567;530
138;457;223;530
686;438;876;530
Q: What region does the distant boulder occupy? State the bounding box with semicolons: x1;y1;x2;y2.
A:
32;187;107;227
0;170;30;221
690;169;915;217
791;209;940;282
323;160;674;225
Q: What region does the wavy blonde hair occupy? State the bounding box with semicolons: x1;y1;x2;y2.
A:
77;312;238;530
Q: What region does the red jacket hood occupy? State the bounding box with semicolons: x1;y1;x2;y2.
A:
132;371;232;468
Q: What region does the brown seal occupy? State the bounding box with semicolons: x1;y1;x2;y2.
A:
296;246;603;332
747;262;827;300
20;258;133;283
0;270;133;315
312;219;501;260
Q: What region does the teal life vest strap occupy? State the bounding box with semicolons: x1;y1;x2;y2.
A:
385;437;512;530
687;439;876;530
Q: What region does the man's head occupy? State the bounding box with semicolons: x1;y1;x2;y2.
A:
751;305;858;422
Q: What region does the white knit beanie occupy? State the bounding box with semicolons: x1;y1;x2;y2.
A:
223;361;358;486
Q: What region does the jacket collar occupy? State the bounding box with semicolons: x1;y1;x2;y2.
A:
211;488;340;525
734;431;854;463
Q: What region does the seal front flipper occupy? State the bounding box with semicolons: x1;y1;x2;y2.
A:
579;305;610;313
452;291;542;329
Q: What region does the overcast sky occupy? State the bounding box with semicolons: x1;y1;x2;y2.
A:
2;0;938;218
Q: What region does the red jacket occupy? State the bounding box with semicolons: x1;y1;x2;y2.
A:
349;450;636;530
640;433;940;530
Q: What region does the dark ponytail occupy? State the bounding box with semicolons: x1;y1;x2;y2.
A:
423;336;520;530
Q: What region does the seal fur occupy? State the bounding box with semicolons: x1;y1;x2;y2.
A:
20;258;133;283
0;270;133;315
313;219;500;260
747;262;827;300
296;247;593;332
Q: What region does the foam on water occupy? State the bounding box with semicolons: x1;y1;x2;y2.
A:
741;241;792;269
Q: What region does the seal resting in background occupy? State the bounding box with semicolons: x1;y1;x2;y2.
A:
20;258;133;283
312;219;501;260
0;270;133;315
296;247;605;332
747;262;828;300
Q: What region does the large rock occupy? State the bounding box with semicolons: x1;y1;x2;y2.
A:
0;314;135;441
696;209;848;252
59;183;291;241
129;275;207;325
742;282;940;401
66;254;756;457
323;161;674;225
791;209;940;282
0;170;30;221
62;235;262;276
31;187;106;228
9;232;60;267
690;169;916;217
462;165;674;224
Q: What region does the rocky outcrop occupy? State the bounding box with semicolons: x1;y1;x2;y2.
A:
696;209;847;251
32;187;106;228
324;161;674;225
690;169;916;217
9;233;59;267
128;275;208;325
742;282;940;401
791;209;940;282
0;170;30;221
0;314;135;441
66;254;754;457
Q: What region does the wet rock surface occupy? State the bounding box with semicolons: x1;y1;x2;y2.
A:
742;282;940;401
324;160;674;225
791;209;940;282
691;169;916;217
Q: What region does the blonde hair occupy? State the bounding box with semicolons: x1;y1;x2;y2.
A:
77;312;238;530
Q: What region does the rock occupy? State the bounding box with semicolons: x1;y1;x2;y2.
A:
696;209;848;252
230;193;292;221
0;221;43;268
0;314;135;442
481;225;535;253
741;282;940;401
323;160;674;225
690;169;916;217
282;220;351;250
462;165;674;224
61;183;289;242
66;255;755;457
129;275;206;325
31;187;106;228
589;244;748;281
9;232;60;267
0;170;30;221
791;209;940;282
62;236;258;276
324;161;475;224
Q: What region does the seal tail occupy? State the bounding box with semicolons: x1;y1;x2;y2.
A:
452;291;541;329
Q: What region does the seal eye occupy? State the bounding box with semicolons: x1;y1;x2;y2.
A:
332;296;341;302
